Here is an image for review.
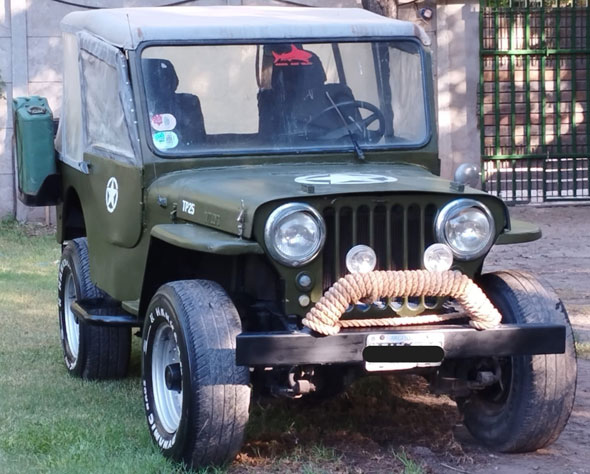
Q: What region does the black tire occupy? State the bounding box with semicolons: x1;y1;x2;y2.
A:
142;280;250;469
58;238;131;379
460;270;577;453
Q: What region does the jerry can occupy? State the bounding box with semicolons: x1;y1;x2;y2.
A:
13;96;59;205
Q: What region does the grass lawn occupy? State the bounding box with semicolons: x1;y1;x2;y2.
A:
0;220;188;473
0;219;444;473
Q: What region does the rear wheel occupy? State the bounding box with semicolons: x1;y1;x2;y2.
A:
58;238;130;379
142;280;250;469
460;270;577;452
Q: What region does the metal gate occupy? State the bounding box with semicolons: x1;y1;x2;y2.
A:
480;0;590;202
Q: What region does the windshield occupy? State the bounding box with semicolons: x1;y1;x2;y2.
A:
141;40;429;156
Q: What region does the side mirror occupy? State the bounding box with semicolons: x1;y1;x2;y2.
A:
453;163;480;188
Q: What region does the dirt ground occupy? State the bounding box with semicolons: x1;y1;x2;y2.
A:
433;204;590;474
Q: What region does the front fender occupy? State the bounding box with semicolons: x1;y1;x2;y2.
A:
151;223;263;255
495;219;542;245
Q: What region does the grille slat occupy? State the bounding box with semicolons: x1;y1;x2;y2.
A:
385;206;392;270
352;207;358;245
407;204;421;270
402;206;409;269
392;205;404;271
420;206;426;252
368;206;375;248
333;209;341;279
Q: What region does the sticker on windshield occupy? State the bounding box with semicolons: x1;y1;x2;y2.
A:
273;44;312;66
153;131;179;150
151;113;177;132
295;173;398;185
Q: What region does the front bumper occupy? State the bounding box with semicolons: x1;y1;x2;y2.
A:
236;323;565;367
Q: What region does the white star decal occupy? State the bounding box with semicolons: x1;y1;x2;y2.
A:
295;173;397;185
105;177;119;213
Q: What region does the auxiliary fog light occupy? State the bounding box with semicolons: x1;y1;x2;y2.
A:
346;245;377;274
423;243;454;272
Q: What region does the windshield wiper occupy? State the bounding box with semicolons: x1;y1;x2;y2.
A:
324;91;365;162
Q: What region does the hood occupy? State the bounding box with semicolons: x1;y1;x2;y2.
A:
148;162;483;238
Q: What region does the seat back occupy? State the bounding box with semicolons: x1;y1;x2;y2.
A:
143;58;179;100
142;58;206;147
258;45;327;138
258;45;361;142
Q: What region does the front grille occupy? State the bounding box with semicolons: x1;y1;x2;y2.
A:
322;199;439;315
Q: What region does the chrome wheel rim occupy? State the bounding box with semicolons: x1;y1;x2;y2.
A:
63;271;80;361
152;322;183;434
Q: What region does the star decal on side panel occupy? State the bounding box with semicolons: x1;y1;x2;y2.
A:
105;177;119;214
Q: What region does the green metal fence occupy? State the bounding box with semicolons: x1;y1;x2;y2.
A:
480;0;590;202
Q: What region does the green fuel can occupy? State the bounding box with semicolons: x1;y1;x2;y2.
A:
13;96;58;205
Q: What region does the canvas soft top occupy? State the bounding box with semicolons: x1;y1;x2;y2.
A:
60;6;431;50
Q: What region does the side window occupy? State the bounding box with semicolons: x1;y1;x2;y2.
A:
79;49;135;161
56;33;83;166
339;43;379;105
388;44;427;142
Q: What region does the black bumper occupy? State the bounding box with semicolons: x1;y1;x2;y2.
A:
236;323;565;367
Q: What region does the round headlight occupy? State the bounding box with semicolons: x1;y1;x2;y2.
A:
435;199;495;260
264;203;326;267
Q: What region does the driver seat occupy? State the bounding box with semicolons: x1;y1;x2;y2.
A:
258;45;360;141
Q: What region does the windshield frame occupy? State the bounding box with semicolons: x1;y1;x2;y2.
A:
135;36;432;159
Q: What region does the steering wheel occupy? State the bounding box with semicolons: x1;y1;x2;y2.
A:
305;100;386;143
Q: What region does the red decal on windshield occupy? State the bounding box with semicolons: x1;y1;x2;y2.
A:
272;45;312;66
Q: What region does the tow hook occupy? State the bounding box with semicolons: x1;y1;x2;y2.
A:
272;366;317;398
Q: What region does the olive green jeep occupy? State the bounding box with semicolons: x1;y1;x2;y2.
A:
13;5;576;470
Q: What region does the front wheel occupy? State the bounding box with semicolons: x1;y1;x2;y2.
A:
142;280;250;469
460;270;577;452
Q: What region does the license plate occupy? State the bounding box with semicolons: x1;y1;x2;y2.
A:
364;333;445;372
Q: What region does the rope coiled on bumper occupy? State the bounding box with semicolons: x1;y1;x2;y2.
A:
302;270;502;336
